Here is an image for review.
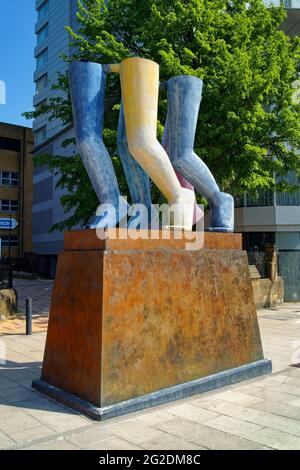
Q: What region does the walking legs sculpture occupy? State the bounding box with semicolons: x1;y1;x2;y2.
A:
69;60;233;232
165;75;234;232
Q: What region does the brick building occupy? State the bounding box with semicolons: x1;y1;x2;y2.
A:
0;122;33;259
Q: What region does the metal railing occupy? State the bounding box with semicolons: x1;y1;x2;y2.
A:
247;251;269;278
0;264;13;289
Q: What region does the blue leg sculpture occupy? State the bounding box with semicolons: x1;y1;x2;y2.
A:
162;108;204;226
166;75;234;232
69;61;129;228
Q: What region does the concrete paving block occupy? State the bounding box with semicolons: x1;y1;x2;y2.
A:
165;403;220;423
252;399;300;420
245;427;300;450
211;390;263;406
0;431;15;449
249;412;300;437
202;414;263;438
154;417;270;450
66;427;115;447
140;433;206;450
25;437;79;450
108;419;164;445
85;436;143;450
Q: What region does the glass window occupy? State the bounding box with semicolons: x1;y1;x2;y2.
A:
1;236;19;247
277;171;300;206
35;126;47;145
246;190;274;207
38;1;49;21
283;0;300;7
0;200;19;212
35;99;47;112
37;23;49;46
0;172;20;186
1;172;10;186
36;48;48;70
11;172;19;186
0;137;21;152
10;201;19;212
36;74;48;94
1;200;10;211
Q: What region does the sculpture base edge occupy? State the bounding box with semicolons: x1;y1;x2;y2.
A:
32;359;271;421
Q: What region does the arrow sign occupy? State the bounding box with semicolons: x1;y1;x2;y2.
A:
0;218;19;230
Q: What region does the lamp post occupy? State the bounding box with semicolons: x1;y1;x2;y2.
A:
8;213;12;263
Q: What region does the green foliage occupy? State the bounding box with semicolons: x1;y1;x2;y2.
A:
26;0;300;230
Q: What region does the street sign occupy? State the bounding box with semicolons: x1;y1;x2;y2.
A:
0;218;18;230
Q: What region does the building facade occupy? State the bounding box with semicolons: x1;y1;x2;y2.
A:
0;122;33;259
33;0;77;277
236;1;300;301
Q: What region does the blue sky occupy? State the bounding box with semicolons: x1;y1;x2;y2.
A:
0;0;36;128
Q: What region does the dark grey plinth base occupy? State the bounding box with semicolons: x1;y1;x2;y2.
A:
32;359;272;421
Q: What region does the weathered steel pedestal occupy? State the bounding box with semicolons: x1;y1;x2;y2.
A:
33;229;271;420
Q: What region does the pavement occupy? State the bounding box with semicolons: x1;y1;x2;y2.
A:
0;286;300;449
0;279;52;335
14;278;53;316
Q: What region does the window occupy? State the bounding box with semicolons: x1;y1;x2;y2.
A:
0;171;19;186
283;1;300;8
0;137;21;152
1;172;10;186
0;200;19;212
37;23;49;46
36;48;48;70
37;1;49;21
11;173;19;186
277;171;300;206
1;200;9;211
1;236;19;247
10;201;19;212
35;126;47;145
35;99;47;112
36;74;48;94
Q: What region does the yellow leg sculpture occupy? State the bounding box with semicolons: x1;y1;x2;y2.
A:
108;58;195;231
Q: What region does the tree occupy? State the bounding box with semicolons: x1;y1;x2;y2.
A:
24;0;300;231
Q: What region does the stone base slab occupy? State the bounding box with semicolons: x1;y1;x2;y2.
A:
33;359;271;421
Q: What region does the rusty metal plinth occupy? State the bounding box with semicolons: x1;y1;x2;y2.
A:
33;230;271;419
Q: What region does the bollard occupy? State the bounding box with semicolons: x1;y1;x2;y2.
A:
26;298;32;336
